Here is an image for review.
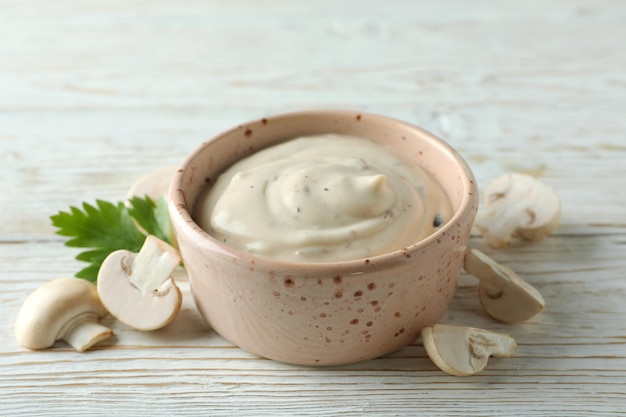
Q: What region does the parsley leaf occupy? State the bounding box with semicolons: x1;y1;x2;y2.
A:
127;196;172;244
50;197;173;283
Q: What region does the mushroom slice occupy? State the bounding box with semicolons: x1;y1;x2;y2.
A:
422;324;517;376
464;249;545;323
15;278;112;352
97;235;182;331
474;172;561;248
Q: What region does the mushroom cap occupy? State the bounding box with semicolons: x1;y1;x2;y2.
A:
422;324;517;376
97;248;182;331
15;278;108;350
126;166;176;203
464;249;545;323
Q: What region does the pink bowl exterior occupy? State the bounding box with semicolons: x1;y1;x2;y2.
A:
169;110;478;366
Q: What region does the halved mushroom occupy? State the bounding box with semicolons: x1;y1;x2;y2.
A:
464;248;545;323
97;235;182;331
422;324;517;376
474;172;561;248
15;278;112;352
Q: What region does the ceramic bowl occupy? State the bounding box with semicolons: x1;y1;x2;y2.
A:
168;110;478;366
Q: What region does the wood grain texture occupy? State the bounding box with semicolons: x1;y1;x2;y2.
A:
1;0;625;415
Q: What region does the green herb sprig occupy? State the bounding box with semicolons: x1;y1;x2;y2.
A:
51;196;173;283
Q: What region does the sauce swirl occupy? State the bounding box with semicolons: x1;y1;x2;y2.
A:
194;134;451;262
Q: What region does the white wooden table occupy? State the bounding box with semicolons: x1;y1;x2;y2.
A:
2;1;625;415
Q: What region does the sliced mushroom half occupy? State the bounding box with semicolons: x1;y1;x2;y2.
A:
464;248;545;323
97;235;182;331
422;324;517;376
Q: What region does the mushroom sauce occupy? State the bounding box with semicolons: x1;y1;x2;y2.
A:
194;134;452;263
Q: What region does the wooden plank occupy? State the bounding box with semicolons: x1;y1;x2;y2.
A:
1;0;625;415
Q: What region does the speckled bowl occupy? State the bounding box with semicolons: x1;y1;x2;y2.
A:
169;110;478;366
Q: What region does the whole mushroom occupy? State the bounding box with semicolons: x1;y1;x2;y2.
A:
15;277;112;352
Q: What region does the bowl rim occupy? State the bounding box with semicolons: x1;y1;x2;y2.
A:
168;109;478;272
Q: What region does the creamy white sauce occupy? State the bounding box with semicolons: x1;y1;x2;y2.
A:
194;134;452;262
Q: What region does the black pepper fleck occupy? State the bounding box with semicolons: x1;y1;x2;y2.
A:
433;214;444;227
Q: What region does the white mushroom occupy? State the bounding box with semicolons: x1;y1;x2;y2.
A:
464;249;545;323
15;278;112;352
126;166;176;203
97;235;182;331
422;324;517;376
474;172;561;248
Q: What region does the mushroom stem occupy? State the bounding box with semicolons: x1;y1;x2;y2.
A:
62;315;113;352
128;235;181;295
478;207;520;247
468;328;517;359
